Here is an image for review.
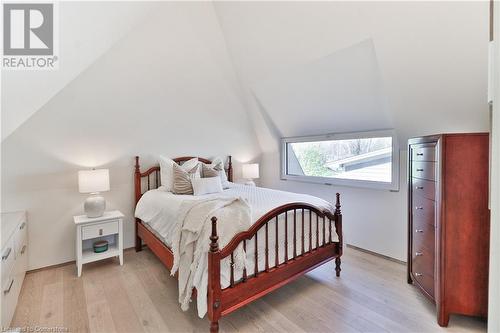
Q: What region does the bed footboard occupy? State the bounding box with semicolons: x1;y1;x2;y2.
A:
207;194;343;333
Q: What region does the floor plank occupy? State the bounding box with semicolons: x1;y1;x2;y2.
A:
11;247;487;332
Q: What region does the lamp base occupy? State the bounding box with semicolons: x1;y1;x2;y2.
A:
84;194;106;218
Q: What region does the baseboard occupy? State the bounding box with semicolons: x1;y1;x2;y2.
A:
346;244;406;265
26;246;137;274
28;244;404;274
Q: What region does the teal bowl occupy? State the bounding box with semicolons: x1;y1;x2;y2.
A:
93;240;108;253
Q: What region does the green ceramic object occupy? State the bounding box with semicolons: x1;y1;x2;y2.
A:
93;240;108;253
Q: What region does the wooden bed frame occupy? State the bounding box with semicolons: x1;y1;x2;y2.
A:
134;156;343;332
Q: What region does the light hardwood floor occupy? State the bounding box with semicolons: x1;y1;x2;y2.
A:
12;247;487;333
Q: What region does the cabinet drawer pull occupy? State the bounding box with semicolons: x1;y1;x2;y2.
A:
416;168;424;172
415;273;423;277
21;245;27;254
415;252;423;256
2;247;12;260
416;153;424;156
99;228;103;236
3;278;14;294
415;186;424;190
415;229;424;233
415;206;423;210
19;222;26;230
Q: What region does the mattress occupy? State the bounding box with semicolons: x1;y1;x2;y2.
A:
135;183;339;288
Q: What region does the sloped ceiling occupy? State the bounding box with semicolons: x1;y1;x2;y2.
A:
213;1;490;150
252;39;392;137
1;1;159;140
3;1;489;146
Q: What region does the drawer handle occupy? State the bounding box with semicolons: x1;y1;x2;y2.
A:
416;168;424;172
415;273;423;277
416;153;424;156
415;229;424;233
19;222;26;230
99;229;103;236
21;245;27;255
415;206;423;210
3;278;14;294
415;186;424;190
2;247;12;261
415;252;423;256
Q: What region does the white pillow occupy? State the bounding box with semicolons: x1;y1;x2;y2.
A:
192;177;223;196
159;156;198;192
209;157;230;189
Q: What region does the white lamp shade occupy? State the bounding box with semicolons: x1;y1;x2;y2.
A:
242;163;259;179
78;169;110;193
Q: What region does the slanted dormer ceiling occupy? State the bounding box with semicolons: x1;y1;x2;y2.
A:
252;39;391;138
1;1;158;141
213;1;490;147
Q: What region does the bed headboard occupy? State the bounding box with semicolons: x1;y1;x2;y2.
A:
134;156;233;204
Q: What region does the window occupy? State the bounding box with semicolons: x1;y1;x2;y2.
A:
281;130;399;190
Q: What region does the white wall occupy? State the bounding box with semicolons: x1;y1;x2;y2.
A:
214;1;490;260
1;2;260;270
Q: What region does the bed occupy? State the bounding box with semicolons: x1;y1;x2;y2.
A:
134;156;343;332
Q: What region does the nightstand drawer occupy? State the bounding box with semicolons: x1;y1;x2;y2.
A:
82;220;118;240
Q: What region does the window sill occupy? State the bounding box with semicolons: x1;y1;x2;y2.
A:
280;175;400;192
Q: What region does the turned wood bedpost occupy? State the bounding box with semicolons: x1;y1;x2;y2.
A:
227;155;233;182
134;156;143;252
334;193;342;277
208;217;222;333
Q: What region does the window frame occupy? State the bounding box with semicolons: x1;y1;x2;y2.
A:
280;130;400;191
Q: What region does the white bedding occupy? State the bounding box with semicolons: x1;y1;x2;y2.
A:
135;183;339;317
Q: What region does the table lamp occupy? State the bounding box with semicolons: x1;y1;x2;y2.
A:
242;163;259;186
78;169;110;217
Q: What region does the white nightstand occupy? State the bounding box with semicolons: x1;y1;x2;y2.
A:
73;210;124;277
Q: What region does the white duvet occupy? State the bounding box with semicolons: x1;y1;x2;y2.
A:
135;183;339;317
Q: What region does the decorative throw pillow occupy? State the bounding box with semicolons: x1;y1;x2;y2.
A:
202;162;222;178
172;162;199;195
202;157;229;188
159;156;198;192
192;177;223;196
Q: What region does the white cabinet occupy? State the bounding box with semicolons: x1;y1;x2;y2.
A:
74;210;124;277
1;211;28;329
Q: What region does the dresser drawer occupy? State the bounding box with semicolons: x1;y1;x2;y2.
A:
1;238;15;287
1;272;19;329
15;220;27;255
413;220;435;251
412;146;436;162
412;178;435;201
412;269;435;299
412;195;435;225
412;245;434;273
82;220;118;240
412;161;436;181
15;241;28;289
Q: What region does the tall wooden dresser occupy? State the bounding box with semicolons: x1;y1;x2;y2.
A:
407;133;490;326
